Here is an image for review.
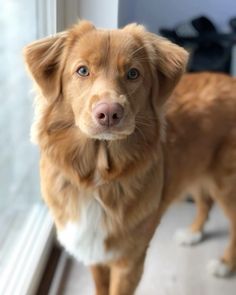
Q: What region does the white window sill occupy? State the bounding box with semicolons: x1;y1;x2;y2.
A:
0;204;54;295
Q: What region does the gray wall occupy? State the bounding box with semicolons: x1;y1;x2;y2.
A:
118;0;236;32
58;0;236;32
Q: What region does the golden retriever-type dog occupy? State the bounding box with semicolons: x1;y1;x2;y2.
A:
24;21;236;294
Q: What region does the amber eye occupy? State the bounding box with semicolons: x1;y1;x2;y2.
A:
127;68;140;80
76;66;90;77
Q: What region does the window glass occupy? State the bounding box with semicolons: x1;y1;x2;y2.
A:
0;0;42;275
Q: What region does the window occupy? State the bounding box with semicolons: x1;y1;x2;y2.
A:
0;1;56;293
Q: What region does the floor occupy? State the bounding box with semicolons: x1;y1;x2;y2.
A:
56;202;236;295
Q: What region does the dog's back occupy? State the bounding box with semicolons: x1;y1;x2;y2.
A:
161;72;236;276
164;72;236;197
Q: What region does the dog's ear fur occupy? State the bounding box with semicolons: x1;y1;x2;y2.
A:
23;21;95;101
147;32;189;104
23;32;68;101
123;24;189;105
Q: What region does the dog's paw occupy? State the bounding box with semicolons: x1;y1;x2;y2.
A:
207;259;232;277
174;228;203;246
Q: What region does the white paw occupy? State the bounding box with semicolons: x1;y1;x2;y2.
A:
174;228;203;246
207;259;232;277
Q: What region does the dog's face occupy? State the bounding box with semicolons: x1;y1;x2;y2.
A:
24;21;188;141
63;28;151;140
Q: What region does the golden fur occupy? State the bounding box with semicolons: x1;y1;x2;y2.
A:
162;72;236;274
24;20;236;294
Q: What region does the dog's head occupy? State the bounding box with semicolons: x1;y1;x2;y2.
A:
24;21;188;142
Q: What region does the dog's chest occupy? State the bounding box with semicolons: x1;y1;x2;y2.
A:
57;194;115;265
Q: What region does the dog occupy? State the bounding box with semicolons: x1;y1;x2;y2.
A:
23;21;235;294
24;21;187;295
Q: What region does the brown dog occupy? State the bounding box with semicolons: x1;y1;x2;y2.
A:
24;21;187;295
23;20;235;294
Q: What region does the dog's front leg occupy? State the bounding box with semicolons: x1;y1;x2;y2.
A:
109;254;146;295
90;264;110;295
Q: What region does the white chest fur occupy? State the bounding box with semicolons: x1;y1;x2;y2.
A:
57;196;115;265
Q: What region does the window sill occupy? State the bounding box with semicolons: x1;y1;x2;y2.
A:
0;204;54;295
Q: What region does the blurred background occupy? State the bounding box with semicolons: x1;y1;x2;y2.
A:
0;0;235;294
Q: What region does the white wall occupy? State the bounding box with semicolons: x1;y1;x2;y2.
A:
118;0;236;32
58;0;119;30
78;0;119;28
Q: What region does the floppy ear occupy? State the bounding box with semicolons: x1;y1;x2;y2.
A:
147;32;189;104
23;32;68;101
23;20;95;101
123;24;188;105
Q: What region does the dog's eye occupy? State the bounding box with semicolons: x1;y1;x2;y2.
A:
127;68;140;80
76;66;90;77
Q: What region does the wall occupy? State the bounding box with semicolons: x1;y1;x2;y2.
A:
118;0;236;33
78;0;118;28
57;0;119;30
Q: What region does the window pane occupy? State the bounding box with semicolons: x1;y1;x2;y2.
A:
0;0;43;275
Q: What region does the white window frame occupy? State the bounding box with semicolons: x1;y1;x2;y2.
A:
36;0;57;38
0;206;54;295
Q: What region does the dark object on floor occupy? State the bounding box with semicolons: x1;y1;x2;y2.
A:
191;42;231;72
191;16;217;34
160;15;236;73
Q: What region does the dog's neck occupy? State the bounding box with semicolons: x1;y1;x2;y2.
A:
93;141;110;186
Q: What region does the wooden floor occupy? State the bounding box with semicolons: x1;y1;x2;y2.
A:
54;202;236;295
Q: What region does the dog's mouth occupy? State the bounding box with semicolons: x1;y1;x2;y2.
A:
78;117;135;141
82;124;135;141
